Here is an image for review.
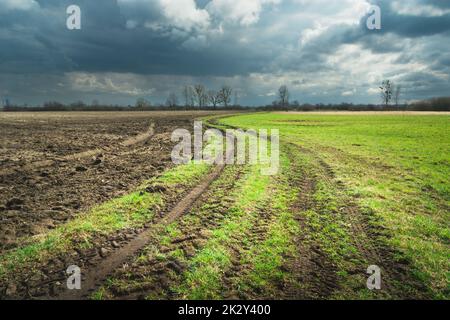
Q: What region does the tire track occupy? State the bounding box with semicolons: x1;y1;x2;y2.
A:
106;165;246;300
51;139;237;300
290;143;427;299
0;124;155;177
220;195;277;299
282;173;339;299
266;143;339;299
53;159;227;300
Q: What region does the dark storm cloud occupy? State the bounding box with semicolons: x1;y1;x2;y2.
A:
0;0;449;105
1;0;273;76
365;0;450;38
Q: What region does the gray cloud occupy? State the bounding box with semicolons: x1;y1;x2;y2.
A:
0;0;449;105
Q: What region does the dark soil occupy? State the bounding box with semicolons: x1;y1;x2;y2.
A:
0;112;220;252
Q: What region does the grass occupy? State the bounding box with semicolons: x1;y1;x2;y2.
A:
218;112;450;299
0;160;211;281
91;163;244;300
173;150;301;299
173;164;271;299
284;144;378;299
8;111;446;300
100;112;446;300
234;152;299;297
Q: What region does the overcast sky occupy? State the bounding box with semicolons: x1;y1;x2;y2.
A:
0;0;449;106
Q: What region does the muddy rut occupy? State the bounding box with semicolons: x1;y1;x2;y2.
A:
54;160;229;300
282;174;339;299
283;143;427;299
103;165;246;300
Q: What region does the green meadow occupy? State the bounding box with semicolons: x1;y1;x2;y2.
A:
218;112;449;299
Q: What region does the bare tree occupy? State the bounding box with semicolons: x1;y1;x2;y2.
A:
194;84;208;107
218;85;233;107
380;80;393;107
208;90;221;109
394;84;402;107
278;85;290;107
183;85;196;108
166;93;179;108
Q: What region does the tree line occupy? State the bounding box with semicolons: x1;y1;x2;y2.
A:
2;82;449;112
158;85;235;109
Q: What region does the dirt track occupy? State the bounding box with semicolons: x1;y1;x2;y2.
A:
95;164;247;300
56;160;228;300
93;141;426;300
